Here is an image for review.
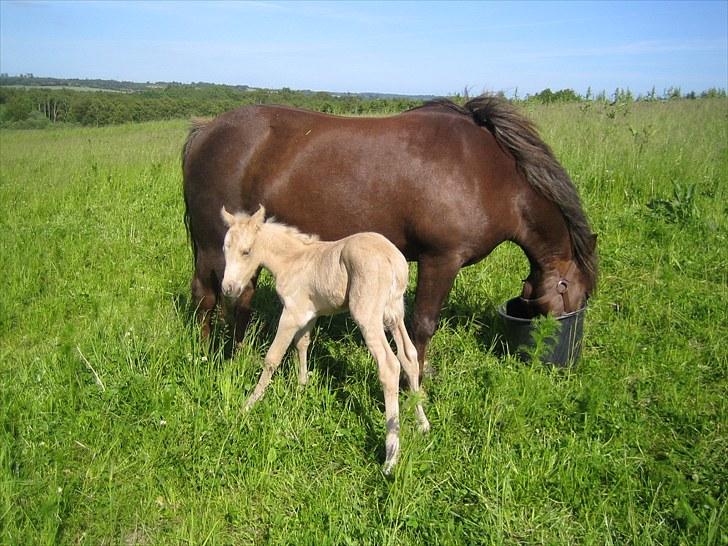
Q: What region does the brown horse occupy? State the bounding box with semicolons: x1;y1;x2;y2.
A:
182;96;597;373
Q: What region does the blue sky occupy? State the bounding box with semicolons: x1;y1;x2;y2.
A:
1;0;726;96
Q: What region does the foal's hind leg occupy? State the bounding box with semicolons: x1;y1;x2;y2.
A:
357;320;401;474
392;319;430;433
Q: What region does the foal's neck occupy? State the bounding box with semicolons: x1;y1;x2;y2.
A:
256;224;312;280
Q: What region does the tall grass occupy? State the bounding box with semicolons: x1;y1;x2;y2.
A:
1;99;726;545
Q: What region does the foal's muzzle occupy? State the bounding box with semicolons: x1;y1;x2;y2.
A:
221;279;243;299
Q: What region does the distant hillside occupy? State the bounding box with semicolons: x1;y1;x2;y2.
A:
0;75;433;127
0;74;158;92
0;74;434;101
4;74;721;129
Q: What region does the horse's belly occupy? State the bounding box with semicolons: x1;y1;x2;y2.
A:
311;292;347;317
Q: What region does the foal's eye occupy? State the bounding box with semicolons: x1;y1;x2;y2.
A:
242;249;251;257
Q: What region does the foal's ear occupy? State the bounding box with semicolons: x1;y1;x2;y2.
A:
252;204;266;225
220;206;236;227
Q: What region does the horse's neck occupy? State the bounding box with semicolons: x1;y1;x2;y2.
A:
257;225;310;280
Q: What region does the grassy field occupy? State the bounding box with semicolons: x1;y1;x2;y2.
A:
1;99;726;545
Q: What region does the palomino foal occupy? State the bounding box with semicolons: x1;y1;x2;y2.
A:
220;205;429;473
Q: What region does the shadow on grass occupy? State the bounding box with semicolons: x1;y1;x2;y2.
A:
174;281;509;371
245;283;387;462
437;295;509;358
172;290;240;359
173;282;507;464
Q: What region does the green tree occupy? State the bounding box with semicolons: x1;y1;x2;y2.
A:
4;93;33;121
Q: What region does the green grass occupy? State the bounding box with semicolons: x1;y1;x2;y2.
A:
1;99;726;545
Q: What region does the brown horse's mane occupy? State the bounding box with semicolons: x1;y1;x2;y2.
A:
414;96;598;291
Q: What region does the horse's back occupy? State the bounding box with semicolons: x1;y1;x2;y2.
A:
184;102;526;264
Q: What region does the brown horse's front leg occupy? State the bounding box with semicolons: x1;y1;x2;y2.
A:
191;259;219;340
411;253;462;377
228;271;259;346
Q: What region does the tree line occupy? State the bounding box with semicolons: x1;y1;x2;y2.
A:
0;84;427;128
0;75;431;127
1;76;725;129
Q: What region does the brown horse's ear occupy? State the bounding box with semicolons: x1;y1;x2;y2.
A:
252;204;266;226
221;206;236;227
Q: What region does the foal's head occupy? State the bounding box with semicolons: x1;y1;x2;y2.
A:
220;205;266;299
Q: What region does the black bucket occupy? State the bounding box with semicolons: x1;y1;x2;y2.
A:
497;297;586;367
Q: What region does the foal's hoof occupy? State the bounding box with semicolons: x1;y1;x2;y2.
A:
382;441;400;476
382;459;396;476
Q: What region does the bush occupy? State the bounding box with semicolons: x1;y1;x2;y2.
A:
2;110;51;129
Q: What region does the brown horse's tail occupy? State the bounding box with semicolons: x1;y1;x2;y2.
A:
181;118;211;268
464;96;598;291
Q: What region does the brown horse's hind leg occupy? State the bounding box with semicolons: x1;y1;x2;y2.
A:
412;254;463;377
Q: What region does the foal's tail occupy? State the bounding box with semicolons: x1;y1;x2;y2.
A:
382;254;409;332
465;96;598;290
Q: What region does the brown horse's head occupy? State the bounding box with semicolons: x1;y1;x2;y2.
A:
220;205;266;299
517;233;597;318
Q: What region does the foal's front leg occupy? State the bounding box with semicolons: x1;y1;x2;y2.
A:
244;309;300;411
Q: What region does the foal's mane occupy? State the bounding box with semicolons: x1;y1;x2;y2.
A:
264;217;320;244
411;96;598;292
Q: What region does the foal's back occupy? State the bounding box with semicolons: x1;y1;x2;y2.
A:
292;231;409;320
334;232;410;328
338;232;408;285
